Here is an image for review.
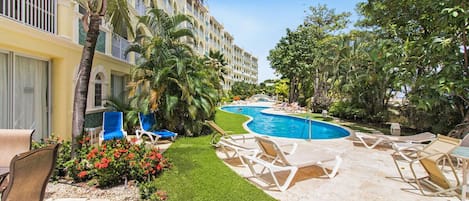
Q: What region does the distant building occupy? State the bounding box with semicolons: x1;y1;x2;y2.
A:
0;0;257;140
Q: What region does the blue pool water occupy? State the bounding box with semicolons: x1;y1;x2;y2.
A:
221;106;349;139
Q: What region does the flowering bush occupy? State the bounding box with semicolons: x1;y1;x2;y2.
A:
67;137;169;187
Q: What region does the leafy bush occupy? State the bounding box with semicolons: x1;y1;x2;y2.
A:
329;101;367;120
32;135;71;180
139;179;168;201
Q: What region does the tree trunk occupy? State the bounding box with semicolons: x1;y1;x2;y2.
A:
71;14;102;154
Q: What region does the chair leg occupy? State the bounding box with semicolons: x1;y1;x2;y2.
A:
391;152;415;183
274;166;298;192
317;155;342;179
356;136;385;149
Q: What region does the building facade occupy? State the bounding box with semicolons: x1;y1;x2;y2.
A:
0;0;257;140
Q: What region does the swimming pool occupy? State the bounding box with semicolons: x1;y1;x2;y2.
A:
221;106;350;140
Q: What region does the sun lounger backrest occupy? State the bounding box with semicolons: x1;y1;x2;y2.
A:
206;121;227;136
419;135;460;189
139;112;156;132
255;136;290;165
103;112;123;132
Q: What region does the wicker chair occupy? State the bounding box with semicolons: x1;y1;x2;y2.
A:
1;144;60;201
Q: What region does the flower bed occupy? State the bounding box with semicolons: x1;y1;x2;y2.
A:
35;135;169;200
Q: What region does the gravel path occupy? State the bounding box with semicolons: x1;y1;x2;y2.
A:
45;181;139;201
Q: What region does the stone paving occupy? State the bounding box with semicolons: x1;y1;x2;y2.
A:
217;136;461;201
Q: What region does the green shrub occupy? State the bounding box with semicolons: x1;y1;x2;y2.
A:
32;135;71;180
139;180;168;201
329;101;366;120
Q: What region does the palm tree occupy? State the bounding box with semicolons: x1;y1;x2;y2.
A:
127;7;194;112
72;0;135;151
205;50;228;83
128;7;220;135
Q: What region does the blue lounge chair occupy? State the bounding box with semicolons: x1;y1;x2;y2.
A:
99;112;127;143
136;112;177;144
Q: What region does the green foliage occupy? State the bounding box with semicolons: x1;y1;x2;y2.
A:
32;135;71;180
127;7;220;136
268;4;351;104
139;179;168;201
329;101;367;121
230;81;259;100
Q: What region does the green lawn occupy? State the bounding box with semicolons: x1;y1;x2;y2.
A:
154;110;275;201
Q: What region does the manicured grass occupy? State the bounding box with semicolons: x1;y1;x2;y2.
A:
154;110;275;201
214;108;250;134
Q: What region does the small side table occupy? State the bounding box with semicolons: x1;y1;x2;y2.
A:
452;147;469;201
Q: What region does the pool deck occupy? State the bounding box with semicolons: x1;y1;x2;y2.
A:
217;102;461;201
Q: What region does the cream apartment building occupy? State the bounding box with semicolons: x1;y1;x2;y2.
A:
0;0;257;140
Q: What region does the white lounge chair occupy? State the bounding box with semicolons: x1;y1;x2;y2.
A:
219;136;297;166
241;136;342;192
354;132;435;149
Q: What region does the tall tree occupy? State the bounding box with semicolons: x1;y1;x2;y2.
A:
72;0;134;151
127;7;219;135
358;0;468;132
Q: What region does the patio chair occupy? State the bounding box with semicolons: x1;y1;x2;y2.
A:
1;144;60;201
218;136;297;166
241;136;342;192
99;112;127;143
354;132;435;149
391;134;461;196
0;129;34;168
205;120;254;146
136;112;177;144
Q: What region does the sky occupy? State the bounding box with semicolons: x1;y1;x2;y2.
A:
206;0;365;83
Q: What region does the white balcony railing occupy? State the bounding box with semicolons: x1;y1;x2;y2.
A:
1;0;57;33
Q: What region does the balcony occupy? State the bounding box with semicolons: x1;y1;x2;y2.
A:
0;0;57;33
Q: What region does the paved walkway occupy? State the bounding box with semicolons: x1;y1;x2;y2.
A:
217;137;460;201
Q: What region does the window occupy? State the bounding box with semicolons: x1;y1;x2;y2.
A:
111;74;127;103
94;73;103;107
111;33;130;62
78;20;106;53
0;51;49;141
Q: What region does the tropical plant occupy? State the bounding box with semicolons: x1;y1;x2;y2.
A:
127;7;220;136
230;81;259;100
72;0;135;152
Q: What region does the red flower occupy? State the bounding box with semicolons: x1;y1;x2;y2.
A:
95;158;110;169
127;153;135;160
156;164;162;171
156;153;162;160
87;148;98;159
78;171;88;178
113;151;121;159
